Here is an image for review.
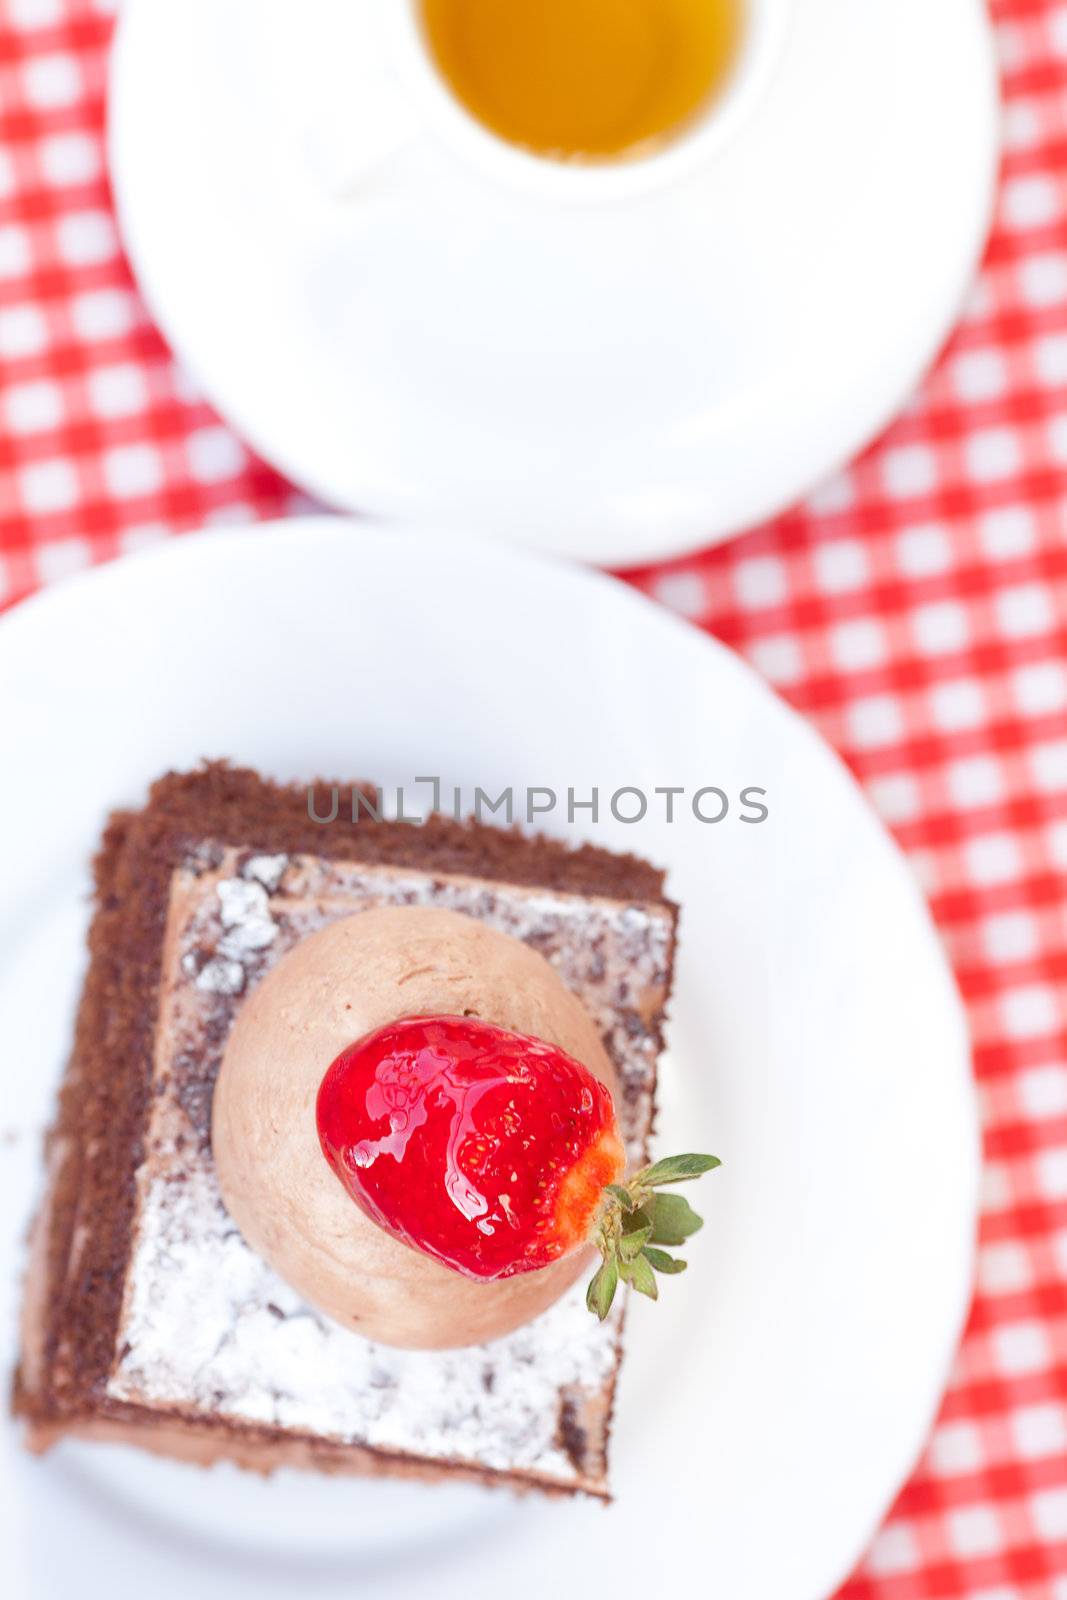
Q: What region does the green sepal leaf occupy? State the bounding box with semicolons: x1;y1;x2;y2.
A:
641;1153;721;1187
587;1146;719;1318
642;1246;688;1275
586;1257;619;1321
648;1192;704;1246
623;1251;658;1300
618;1225;651;1261
621;1204;654;1235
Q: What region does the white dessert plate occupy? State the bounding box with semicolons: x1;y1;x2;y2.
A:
0;519;978;1600
107;0;1000;565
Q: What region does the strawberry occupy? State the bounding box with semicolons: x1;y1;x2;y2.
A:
316;1014;719;1315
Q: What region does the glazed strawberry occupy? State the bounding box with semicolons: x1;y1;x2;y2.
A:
317;1015;625;1281
317;1013;721;1315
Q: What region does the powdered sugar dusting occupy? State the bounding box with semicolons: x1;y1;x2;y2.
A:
193;956;246;997
108;848;674;1490
111;1165;620;1478
241;853;289;892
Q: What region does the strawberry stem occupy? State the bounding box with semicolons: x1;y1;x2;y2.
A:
586;1153;720;1319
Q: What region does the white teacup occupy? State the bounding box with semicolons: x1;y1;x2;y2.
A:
279;0;793;206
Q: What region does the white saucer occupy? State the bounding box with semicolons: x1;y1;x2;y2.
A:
0;520;978;1600
108;0;1000;564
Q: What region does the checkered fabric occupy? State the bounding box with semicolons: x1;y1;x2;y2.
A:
1;0;1065;1593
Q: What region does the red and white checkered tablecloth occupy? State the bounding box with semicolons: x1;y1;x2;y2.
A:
2;0;1066;1593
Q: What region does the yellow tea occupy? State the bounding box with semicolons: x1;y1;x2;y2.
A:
419;0;746;163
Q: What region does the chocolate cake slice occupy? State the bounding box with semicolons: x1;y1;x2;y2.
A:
14;765;677;1498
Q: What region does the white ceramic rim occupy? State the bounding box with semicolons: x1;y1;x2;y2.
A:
383;0;794;202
